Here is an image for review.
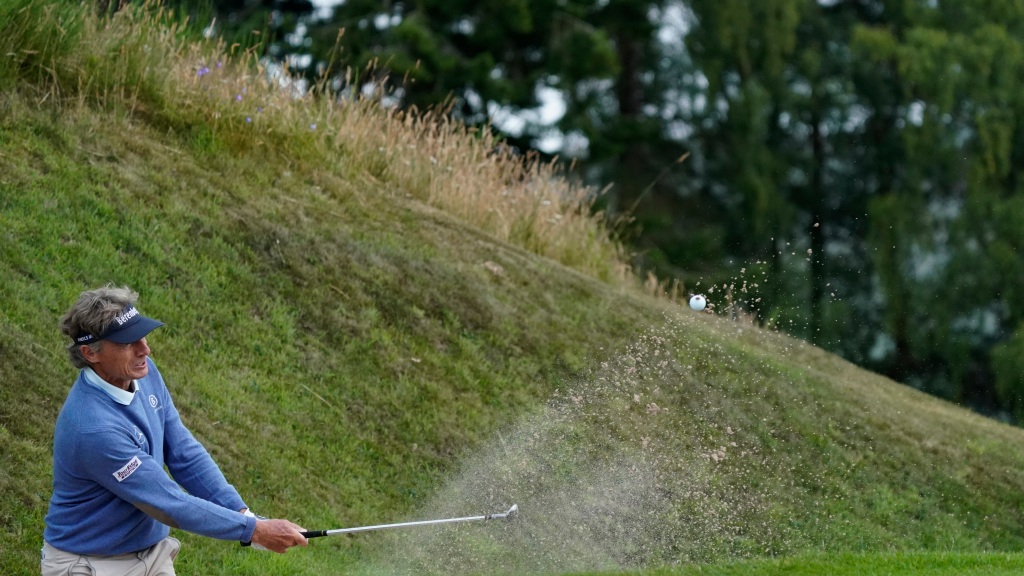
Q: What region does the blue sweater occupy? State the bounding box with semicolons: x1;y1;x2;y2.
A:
44;359;257;554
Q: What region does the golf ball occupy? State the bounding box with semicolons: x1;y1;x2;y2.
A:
689;294;707;312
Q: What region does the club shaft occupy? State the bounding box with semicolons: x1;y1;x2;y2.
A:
244;505;515;545
303;514;497;538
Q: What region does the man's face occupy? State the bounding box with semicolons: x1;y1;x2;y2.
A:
83;338;151;390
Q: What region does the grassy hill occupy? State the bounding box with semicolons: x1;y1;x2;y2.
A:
3;3;1024;575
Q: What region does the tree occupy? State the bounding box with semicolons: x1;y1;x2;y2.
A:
855;1;1024;411
684;0;858;339
307;0;619;152
166;0;313;61
682;0;1024;418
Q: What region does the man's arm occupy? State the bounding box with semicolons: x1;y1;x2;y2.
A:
78;427;258;542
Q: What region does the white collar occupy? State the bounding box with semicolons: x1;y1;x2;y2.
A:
82;367;137;406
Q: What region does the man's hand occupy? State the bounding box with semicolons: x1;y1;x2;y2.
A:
250;518;308;553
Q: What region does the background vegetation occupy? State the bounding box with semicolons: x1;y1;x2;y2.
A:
169;0;1024;423
2;2;1024;575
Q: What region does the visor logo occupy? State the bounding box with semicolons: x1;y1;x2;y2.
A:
114;306;140;326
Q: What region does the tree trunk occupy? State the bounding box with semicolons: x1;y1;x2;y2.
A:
613;32;646;216
808;113;826;344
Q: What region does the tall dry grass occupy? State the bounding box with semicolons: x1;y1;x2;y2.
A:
1;0;635;286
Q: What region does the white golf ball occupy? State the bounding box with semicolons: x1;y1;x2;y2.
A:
689;294;707;312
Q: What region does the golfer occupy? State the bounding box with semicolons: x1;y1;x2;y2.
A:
42;285;307;576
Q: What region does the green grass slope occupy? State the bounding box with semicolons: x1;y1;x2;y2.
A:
3;4;1024;576
601;552;1024;576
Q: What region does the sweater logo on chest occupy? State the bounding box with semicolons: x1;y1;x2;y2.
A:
113;456;142;482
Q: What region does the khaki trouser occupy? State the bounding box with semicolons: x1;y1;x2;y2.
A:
41;537;180;576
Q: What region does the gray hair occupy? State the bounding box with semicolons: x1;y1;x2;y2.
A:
60;284;139;368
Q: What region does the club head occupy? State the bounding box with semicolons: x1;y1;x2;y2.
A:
487;504;519;521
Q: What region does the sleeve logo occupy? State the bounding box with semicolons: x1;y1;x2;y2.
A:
113;456;142;482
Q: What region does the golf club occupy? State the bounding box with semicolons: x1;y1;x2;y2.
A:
243;504;518;546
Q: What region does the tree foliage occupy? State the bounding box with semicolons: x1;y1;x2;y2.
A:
681;0;1024;417
851;1;1024;410
311;0;623;150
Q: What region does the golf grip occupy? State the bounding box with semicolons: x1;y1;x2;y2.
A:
241;530;327;547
